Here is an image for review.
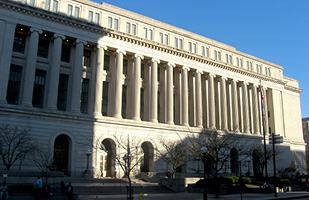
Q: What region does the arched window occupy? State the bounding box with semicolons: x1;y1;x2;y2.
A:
141;142;154;172
230;148;239;175
53;134;70;175
102;138;116;177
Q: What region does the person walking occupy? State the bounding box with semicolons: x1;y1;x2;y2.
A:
0;182;9;200
34;176;43;200
65;182;74;200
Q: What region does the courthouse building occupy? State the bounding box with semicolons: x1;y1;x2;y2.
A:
0;0;306;178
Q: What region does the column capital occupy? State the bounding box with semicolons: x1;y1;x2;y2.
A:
151;58;160;64
134;54;144;60
182;66;190;71
116;49;126;55
75;39;87;46
252;83;259;88
232;79;239;83
30;28;43;35
53;33;66;40
196;69;203;75
208;73;216;78
220;76;228;81
242;81;249;86
167;62;176;68
97;44;107;50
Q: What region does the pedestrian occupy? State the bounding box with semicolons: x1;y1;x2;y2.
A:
65;182;73;200
34;176;43;200
305;178;309;192
0;182;9;200
60;181;65;194
114;166;117;178
43;183;53;200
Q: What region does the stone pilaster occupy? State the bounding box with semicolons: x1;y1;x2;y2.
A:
150;58;160;123
166;62;175;125
208;73;216;129
132;54;144;121
195;70;203;128
181;66;190;126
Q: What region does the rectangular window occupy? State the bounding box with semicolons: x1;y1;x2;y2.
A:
247;61;249;70
114;18;119;30
61;43;71;63
32;69;46;108
149;29;153;40
123;59;128;75
250;62;253;71
174;38;178;48
140;88;144;121
45;0;51;10
95;13;100;24
214;50;217;60
132;24;137;35
206;47;209;57
268;68;270;76
144;28;147;39
74;7;80;18
189;42;192;52
21;0;26;4
13;32;26;53
202;46;205;56
229;55;233;64
179;39;183;49
236;58;239;67
83;49;91;67
218;51;221;61
57;74;69;111
104;54;110;71
88;11;93;22
30;0;35;6
80;78;89;114
102;82;109;116
265;67;268;76
240;58;243;68
108;17;113;28
37;37;49;58
126;22;131;34
122;85;127;118
226;54;229;63
6;65;22;105
160;33;163;43
164;34;168;45
193;43;196;53
141;63;145;79
52;0;58;12
67;5;73;16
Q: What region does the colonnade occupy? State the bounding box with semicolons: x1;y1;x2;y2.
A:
0;22;270;135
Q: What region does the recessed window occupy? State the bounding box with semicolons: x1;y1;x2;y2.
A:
114;18;119;30
95;13;100;24
123;59;128;75
13;31;26;54
61;43;71;63
218;51;221;61
45;0;51;10
126;22;131;34
52;0;58;12
108;17;113;28
80;79;89;114
67;5;73;16
29;0;35;6
104;54;110;71
102;81;109;116
32;69;47;108
57;74;69;111
202;46;205;56
164;34;168;45
83;49;91;67
214;50;217;60
189;42;192;52
193;43;196;53
37;37;49;58
144;28;153;40
179;39;183;49
74;7;80;18
132;24;137;35
160;33;163;43
122;85;127;118
88;11;93;22
174;37;178;48
6;65;22;105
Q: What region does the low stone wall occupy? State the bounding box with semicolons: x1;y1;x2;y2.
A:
8;193;78;200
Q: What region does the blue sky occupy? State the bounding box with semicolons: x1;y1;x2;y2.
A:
92;0;309;117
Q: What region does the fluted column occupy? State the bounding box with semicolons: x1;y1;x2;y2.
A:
220;76;228;130
22;28;43;107
93;45;107;115
166;62;175;125
70;39;87;112
252;84;260;134
208;73;216;129
0;21;16;104
113;49;126;118
242;82;250;134
47;34;66;110
132;54;144;120
195;70;203;128
231;80;239;132
181;66;189;126
150;58;160;122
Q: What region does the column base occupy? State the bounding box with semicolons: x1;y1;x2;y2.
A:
113;114;122;119
167;121;174;125
22;102;32;107
150;119;158;123
132;117;141;121
47;106;57;111
182;123;189;127
93;112;103;117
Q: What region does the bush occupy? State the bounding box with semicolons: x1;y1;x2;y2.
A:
195;177;232;189
8;184;35;193
227;176;239;183
280;179;292;186
242;177;252;184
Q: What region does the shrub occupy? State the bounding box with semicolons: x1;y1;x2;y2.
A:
280;179;292;186
227;176;239;183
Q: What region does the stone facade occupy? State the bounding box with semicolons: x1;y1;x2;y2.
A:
0;0;306;178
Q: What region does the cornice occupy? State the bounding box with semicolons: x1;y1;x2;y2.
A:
284;85;303;94
1;0;288;87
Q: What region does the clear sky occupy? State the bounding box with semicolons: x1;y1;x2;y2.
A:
92;0;309;117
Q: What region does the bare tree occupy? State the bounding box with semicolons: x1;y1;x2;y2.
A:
0;124;37;170
155;137;187;178
186;129;246;198
30;144;54;183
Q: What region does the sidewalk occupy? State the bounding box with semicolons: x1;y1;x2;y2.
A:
79;191;309;200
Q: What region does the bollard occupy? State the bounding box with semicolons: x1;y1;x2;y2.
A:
138;193;144;200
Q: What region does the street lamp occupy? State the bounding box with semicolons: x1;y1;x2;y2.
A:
196;156;201;174
83;149;92;175
247;158;251;177
201;146;208;200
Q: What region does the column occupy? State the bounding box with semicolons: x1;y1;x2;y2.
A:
150;58;160;123
231;80;239;132
132;54;144;120
252;84;260;134
47;34;66;110
166;62;175;125
208;73;216;129
70;39;87;112
262;87;269;135
113;49;126;118
0;21;16;104
242;82;250;134
195;70;203;128
220;76;228;130
181;66;189;126
93;45;107;115
22;28;43;107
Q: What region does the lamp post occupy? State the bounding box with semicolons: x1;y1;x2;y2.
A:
83;149;92;176
247;158;251;177
201;147;208;200
196;156;201;174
